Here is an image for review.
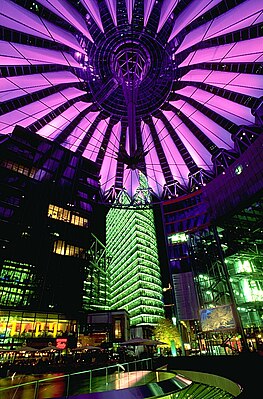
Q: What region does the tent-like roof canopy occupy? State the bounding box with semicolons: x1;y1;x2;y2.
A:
0;0;262;204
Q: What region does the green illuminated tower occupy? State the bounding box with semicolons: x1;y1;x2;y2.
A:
106;175;164;335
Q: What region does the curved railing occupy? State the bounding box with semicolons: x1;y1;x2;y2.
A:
0;358;242;399
0;358;156;399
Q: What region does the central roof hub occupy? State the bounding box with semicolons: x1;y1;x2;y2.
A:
112;41;151;89
84;30;174;118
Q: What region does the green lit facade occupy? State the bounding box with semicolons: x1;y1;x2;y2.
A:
83;236;110;312
197;257;263;329
106;203;165;332
0;260;37;307
191;229;263;329
226;252;263;328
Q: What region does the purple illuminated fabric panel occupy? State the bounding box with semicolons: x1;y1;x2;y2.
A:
0;0;261;203
80;0;104;32
169;0;222;41
141;121;166;197
170;101;234;149
174;87;255;125
125;0;135;24
175;0;263;54
158;0;180;32
0;88;85;134
123;169;141;199
37;102;90;139
37;0;93;42
63;111;99;152
179;70;263;98
144;0;156;27
82;118;110;162
105;0;117;26
160;112;213;169
0;72;82;103
179;37;262;67
152;116;189;185
0;41;81;67
0;0;85;53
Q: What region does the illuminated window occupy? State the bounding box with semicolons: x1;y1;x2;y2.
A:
53;240;66;255
114;319;122;339
53;240;86;258
48;204;88;227
168;232;187;244
0;260;35;307
48;205;70;222
1;160;37;179
0;311;75;340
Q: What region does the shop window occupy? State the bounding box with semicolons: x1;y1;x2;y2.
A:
0;311;75;340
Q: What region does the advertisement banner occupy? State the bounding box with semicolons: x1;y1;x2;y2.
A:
200;305;235;332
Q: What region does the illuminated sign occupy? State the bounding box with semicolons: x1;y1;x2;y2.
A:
56;338;67;350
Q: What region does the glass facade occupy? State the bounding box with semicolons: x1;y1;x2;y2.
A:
163;187;263;354
106;200;164;331
0;260;36;307
82;236;110;312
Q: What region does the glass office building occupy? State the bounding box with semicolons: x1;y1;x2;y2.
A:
106;189;165;336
